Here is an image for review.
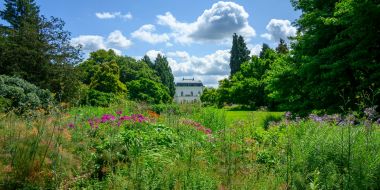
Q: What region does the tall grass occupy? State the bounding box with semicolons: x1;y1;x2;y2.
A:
0;103;379;189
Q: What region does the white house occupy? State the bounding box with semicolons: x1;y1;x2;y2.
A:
174;78;204;103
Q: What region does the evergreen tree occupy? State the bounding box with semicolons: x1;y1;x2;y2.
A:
259;43;270;58
229;33;250;76
142;55;154;68
275;39;289;54
154;54;175;97
0;0;81;102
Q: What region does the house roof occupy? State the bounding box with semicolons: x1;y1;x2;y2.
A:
176;78;204;87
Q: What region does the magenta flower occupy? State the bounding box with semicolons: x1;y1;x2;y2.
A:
116;110;122;115
68;123;75;128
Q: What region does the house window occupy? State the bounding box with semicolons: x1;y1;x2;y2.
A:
181;91;183;96
191;91;193;96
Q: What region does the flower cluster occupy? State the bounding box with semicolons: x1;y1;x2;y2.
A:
181;119;212;135
67;111;148;129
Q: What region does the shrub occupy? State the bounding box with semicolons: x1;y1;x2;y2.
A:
82;89;117;107
151;103;180;114
0;75;53;113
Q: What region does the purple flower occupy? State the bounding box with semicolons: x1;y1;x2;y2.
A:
309;114;323;122
120;116;131;121
376;118;380;124
285;112;292;119
116;110;122;115
68;123;75;128
101;114;116;123
364;106;378;120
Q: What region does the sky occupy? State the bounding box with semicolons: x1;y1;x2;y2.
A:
1;0;301;87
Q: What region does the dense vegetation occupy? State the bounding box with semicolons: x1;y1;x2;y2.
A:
202;0;380;115
0;0;379;189
0;103;379;189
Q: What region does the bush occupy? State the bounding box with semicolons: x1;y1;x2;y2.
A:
151;103;180;114
0;75;53;113
82;89;118;107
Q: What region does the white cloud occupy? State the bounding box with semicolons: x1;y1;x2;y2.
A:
131;24;170;44
71;30;132;55
247;44;262;56
95;12;133;20
71;35;107;51
145;49;231;86
145;50;165;61
107;30;132;49
156;1;255;44
261;19;296;42
122;12;133;20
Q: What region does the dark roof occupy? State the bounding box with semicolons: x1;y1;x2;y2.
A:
176;78;203;87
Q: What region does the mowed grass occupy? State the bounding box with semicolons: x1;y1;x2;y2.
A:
225;110;284;126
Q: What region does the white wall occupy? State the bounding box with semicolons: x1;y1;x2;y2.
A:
174;86;204;103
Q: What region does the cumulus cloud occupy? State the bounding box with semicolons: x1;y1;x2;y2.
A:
156;1;255;44
247;44;262;56
145;49;231;86
261;19;296;42
107;30;132;49
71;30;132;55
145;50;165;61
95;12;132;20
131;25;170;44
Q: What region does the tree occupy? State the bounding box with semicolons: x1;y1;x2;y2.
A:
154;54;175;97
127;78;171;104
142;55;154;68
276;39;289;54
90;61;127;95
0;0;81;103
200;87;219;106
288;0;380;113
230;33;250;76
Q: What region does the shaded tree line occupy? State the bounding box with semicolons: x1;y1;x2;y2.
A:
203;0;380;114
0;0;175;108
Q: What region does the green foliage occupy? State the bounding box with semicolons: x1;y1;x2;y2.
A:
287;0;380;113
90;61;127;95
0;75;53;113
230;33;250;76
84;89;118;107
200;87;219;106
154;54;175;97
276;38;289;54
150;103;180;114
0;0;81;103
127;78;171;104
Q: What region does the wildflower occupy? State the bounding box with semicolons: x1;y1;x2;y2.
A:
68;123;75;128
285;111;292;119
120;115;131;121
364;106;378;120
116;110;123;115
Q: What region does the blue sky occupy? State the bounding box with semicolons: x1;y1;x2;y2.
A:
2;0;301;86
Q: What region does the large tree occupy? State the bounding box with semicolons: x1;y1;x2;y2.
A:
289;0;380;112
154;54;175;97
0;0;81;102
229;33;250;76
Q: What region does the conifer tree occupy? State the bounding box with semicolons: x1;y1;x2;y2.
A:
154;54;175;97
229;33;250;76
275;38;289;54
